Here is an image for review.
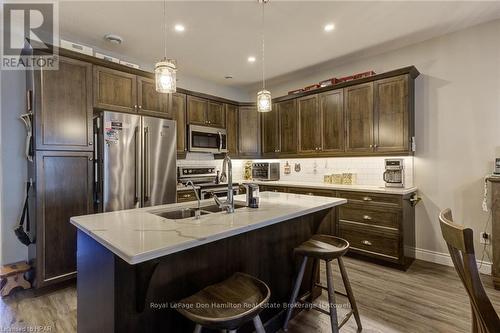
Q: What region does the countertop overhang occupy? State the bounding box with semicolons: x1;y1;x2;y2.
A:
71;192;346;265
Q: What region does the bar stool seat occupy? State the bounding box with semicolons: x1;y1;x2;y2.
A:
294;235;349;260
284;234;362;333
176;272;270;332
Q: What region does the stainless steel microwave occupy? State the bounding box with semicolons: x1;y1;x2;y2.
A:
188;125;228;153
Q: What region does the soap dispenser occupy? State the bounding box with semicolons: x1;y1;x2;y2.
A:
243;184;260;208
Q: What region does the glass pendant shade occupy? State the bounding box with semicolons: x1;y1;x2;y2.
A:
155;59;177;93
257;89;272;112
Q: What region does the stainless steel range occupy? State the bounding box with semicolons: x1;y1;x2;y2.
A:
177;165;240;199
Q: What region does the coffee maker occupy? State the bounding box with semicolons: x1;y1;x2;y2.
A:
383;159;405;188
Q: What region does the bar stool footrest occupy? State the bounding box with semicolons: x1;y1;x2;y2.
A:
314;283;348;298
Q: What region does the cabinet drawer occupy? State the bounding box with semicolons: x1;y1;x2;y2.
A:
339;206;400;230
339;221;400;261
337;191;401;207
177;190;198;202
259;185;286;193
287;187;335;197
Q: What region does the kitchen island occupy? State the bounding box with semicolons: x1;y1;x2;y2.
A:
71;192;346;333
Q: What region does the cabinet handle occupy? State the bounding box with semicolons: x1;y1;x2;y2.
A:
182;194;191;198
361;240;372;246
138;105;142;109
374;144;378;148
89;141;93;145
134;105;137;109
88;157;93;161
369;144;373;148
362;197;372;201
363;215;372;220
307;192;314;196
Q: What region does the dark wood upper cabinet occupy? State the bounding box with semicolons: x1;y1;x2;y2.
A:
187;95;207;125
320;89;344;153
137;76;171;118
225;104;239;156
207;101;225;128
238;106;260;157
187;96;225;128
278;99;298;155
261;107;280;156
374;75;409;152
35;56;93;151
345;82;374;153
298;95;321;153
35;150;93;286
170;92;187;153
93;66;137;113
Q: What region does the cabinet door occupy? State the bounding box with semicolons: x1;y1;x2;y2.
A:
345;82;374;152
94;66;137;113
374;75;409;152
225;104;239;156
278;99;298;155
320;90;344;153
170;93;187;153
298;95;321;153
36;150;93;286
35;56;93;151
238;106;260;157
187;96;208;126
261;107;279;156
137;76;171;118
207;101;225;128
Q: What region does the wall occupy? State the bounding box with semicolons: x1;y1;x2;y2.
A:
0;70;28;265
247;156;413;187
246;19;500;259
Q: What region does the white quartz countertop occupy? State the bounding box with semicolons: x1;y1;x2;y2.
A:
70;192;346;265
248;180;417;195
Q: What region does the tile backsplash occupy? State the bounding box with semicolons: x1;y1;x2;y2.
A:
177;154;414;187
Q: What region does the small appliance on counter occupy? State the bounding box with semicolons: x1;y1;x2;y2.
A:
252;162;280;181
383;159;405;188
243;184;260;208
494;158;500;175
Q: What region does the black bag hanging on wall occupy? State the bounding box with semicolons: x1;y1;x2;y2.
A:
14;181;35;246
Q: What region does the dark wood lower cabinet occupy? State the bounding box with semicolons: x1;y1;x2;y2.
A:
257;184;416;269
30;150;93;287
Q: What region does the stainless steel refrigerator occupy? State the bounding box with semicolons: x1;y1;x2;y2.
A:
94;111;177;212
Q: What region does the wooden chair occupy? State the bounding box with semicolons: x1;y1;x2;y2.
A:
439;208;500;333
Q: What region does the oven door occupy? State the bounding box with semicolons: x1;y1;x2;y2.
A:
189;125;228;153
201;187;239;200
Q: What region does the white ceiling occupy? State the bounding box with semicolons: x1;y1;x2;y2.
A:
59;1;500;87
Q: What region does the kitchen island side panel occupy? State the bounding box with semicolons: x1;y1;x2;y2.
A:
77;208;335;333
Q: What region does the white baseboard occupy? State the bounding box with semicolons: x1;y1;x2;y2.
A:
410;247;492;276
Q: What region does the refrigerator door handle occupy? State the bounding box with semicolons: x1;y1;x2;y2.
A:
134;126;140;205
144;126;150;202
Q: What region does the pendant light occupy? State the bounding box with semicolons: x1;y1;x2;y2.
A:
257;0;271;112
155;0;177;93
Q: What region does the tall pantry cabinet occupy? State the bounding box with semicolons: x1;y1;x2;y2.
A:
27;55;94;287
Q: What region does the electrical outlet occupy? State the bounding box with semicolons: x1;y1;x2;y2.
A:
480;232;491;245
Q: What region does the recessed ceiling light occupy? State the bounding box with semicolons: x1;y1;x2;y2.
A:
174;24;185;32
324;23;335;32
104;34;123;44
247;56;256;63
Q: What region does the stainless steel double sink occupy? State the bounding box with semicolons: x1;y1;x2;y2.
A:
150;203;247;220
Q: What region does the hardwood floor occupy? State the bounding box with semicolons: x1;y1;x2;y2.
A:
1;258;499;332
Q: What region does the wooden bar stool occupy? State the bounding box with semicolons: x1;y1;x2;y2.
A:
176;272;270;333
283;234;362;333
